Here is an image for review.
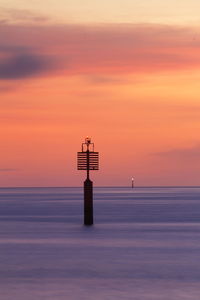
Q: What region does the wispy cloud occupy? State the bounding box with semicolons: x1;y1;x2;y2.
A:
154;144;200;160
0;8;49;25
0;168;19;172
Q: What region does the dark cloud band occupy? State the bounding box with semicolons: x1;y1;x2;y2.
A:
0;53;56;79
0;23;200;80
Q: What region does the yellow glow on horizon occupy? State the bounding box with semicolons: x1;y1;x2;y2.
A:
1;0;200;25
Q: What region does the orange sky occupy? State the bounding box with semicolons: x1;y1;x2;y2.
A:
0;7;200;186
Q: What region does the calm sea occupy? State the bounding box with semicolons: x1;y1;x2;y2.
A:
0;187;200;299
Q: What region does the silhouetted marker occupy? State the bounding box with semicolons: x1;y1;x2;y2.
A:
77;137;99;225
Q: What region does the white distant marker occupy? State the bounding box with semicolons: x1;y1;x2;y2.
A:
132;178;134;188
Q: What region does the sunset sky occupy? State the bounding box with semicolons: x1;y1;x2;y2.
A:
1;0;200;186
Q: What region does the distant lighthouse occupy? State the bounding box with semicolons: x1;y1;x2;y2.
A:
131;178;134;188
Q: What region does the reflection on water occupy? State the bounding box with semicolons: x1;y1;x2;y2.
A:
0;187;200;299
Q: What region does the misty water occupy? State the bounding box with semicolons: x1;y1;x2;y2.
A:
0;187;200;300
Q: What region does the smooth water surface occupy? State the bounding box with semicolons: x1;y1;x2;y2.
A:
0;187;200;299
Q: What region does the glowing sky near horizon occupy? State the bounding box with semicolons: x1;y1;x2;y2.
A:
0;1;200;186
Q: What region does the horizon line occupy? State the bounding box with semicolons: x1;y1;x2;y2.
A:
0;185;200;189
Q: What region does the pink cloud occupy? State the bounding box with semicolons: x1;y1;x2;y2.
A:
0;23;200;79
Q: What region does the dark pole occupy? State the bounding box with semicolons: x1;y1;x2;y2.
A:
86;148;89;180
84;148;93;225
